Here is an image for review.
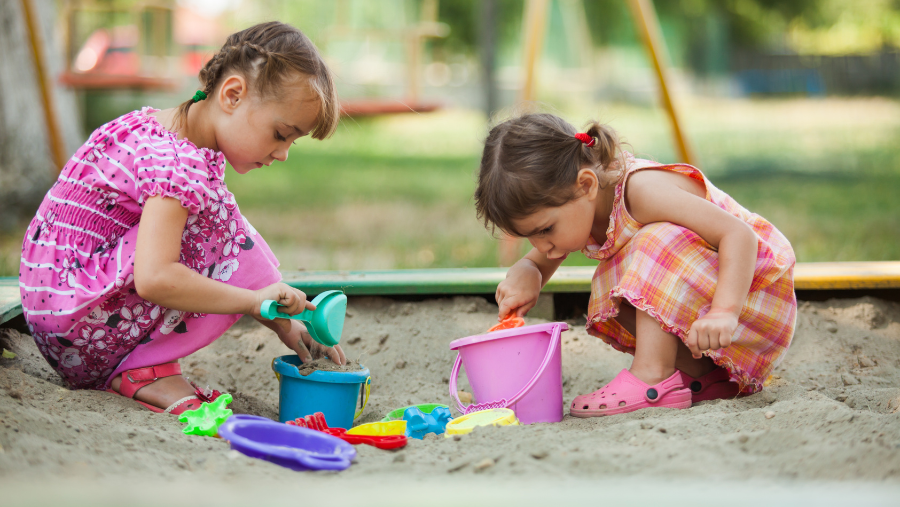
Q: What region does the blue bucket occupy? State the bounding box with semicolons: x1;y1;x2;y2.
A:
272;355;371;429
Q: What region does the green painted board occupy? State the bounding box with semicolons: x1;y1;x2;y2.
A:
0;279;21;325
4;261;900;326
281;267;597;296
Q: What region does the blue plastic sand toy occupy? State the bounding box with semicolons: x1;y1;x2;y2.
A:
403;406;453;439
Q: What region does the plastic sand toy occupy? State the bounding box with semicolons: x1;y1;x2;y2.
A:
449;322;567;424
381;403;449;423
178;393;233;437
402;405;453;439
272;355;370;428
289;412;407;450
346;420;406;437
444;408;519;437
260;290;347;346
218;414;356;472
487;313;525;333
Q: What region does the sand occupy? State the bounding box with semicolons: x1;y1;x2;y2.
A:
1;295;899;504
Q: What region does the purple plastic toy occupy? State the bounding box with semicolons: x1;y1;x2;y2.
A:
217;415;356;472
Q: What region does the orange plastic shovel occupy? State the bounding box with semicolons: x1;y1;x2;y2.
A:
487;312;525;332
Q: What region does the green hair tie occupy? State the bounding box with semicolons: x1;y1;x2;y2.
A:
191;90;208;103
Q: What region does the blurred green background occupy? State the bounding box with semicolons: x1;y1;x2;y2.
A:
222;97;900;272
2;0;899;276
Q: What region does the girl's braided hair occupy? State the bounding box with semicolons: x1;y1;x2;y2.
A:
174;21;339;139
474;113;625;236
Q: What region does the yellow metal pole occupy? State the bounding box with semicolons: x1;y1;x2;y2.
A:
21;0;67;172
499;0;551;266
627;0;696;166
520;0;550;102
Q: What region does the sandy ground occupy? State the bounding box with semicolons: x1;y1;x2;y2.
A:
1;295;900;505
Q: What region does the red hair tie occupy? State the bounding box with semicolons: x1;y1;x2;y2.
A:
574;133;596;147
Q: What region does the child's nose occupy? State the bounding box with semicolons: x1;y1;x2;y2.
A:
531;238;553;255
273;146;289;162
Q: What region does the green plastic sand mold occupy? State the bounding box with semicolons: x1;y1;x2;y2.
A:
179;393;233;437
381;403;450;422
259;290;347;347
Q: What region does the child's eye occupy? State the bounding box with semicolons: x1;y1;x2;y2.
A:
539;226;553;235
275;131;287;142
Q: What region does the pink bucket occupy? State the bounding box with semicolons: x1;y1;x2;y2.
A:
448;322;567;424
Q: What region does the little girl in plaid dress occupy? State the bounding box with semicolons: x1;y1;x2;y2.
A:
19;22;345;415
475;114;796;416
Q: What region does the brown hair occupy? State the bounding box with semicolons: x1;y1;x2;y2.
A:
173;21;339;140
474;113;625;236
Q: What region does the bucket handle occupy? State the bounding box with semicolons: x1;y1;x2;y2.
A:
354;377;371;420
448;323;562;415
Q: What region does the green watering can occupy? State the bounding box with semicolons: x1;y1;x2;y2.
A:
259;290;347;347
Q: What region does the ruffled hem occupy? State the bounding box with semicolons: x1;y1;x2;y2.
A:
587;288;764;394
139;186;205;216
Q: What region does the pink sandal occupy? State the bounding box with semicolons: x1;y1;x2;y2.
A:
106;363;221;415
570;369;692;417
679;368;741;403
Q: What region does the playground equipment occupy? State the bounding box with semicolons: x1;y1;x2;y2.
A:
59;0;179;91
328;0;448;117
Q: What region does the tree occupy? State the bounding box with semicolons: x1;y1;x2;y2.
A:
0;0;82;230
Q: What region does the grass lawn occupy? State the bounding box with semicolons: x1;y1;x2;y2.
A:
2;97;899;276
227;97;900;271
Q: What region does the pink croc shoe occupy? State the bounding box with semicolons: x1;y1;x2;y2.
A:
570;369;692;417
679;368;741;403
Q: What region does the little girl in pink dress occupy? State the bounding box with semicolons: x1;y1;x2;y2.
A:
20;22;344;414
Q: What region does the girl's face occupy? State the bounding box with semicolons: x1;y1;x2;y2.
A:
509;168;603;260
214;74;321;174
511;195;596;260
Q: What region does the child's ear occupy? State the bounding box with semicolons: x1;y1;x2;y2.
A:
577;167;600;200
218;74;249;113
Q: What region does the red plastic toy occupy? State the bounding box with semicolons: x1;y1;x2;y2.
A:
288;412;407;450
487;313;525;333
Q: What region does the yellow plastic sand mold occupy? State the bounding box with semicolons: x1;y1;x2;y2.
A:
444;408;519;437
346;420;407;437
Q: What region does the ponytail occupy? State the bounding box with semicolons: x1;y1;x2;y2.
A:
475;113;627;235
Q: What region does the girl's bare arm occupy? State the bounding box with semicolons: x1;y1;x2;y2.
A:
134;196;309;317
521;247;565;288
624;170;758;355
496;248;565;319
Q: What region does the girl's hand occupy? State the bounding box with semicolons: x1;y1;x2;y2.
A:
496;264;542;321
686;308;739;359
267;318;347;366
249;282;315;321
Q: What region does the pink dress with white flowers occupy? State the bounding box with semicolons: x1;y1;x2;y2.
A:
19;107;281;390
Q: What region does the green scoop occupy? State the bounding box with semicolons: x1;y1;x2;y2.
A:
259;290;347;347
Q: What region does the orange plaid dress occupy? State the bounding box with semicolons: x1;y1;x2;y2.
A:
581;158;796;394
